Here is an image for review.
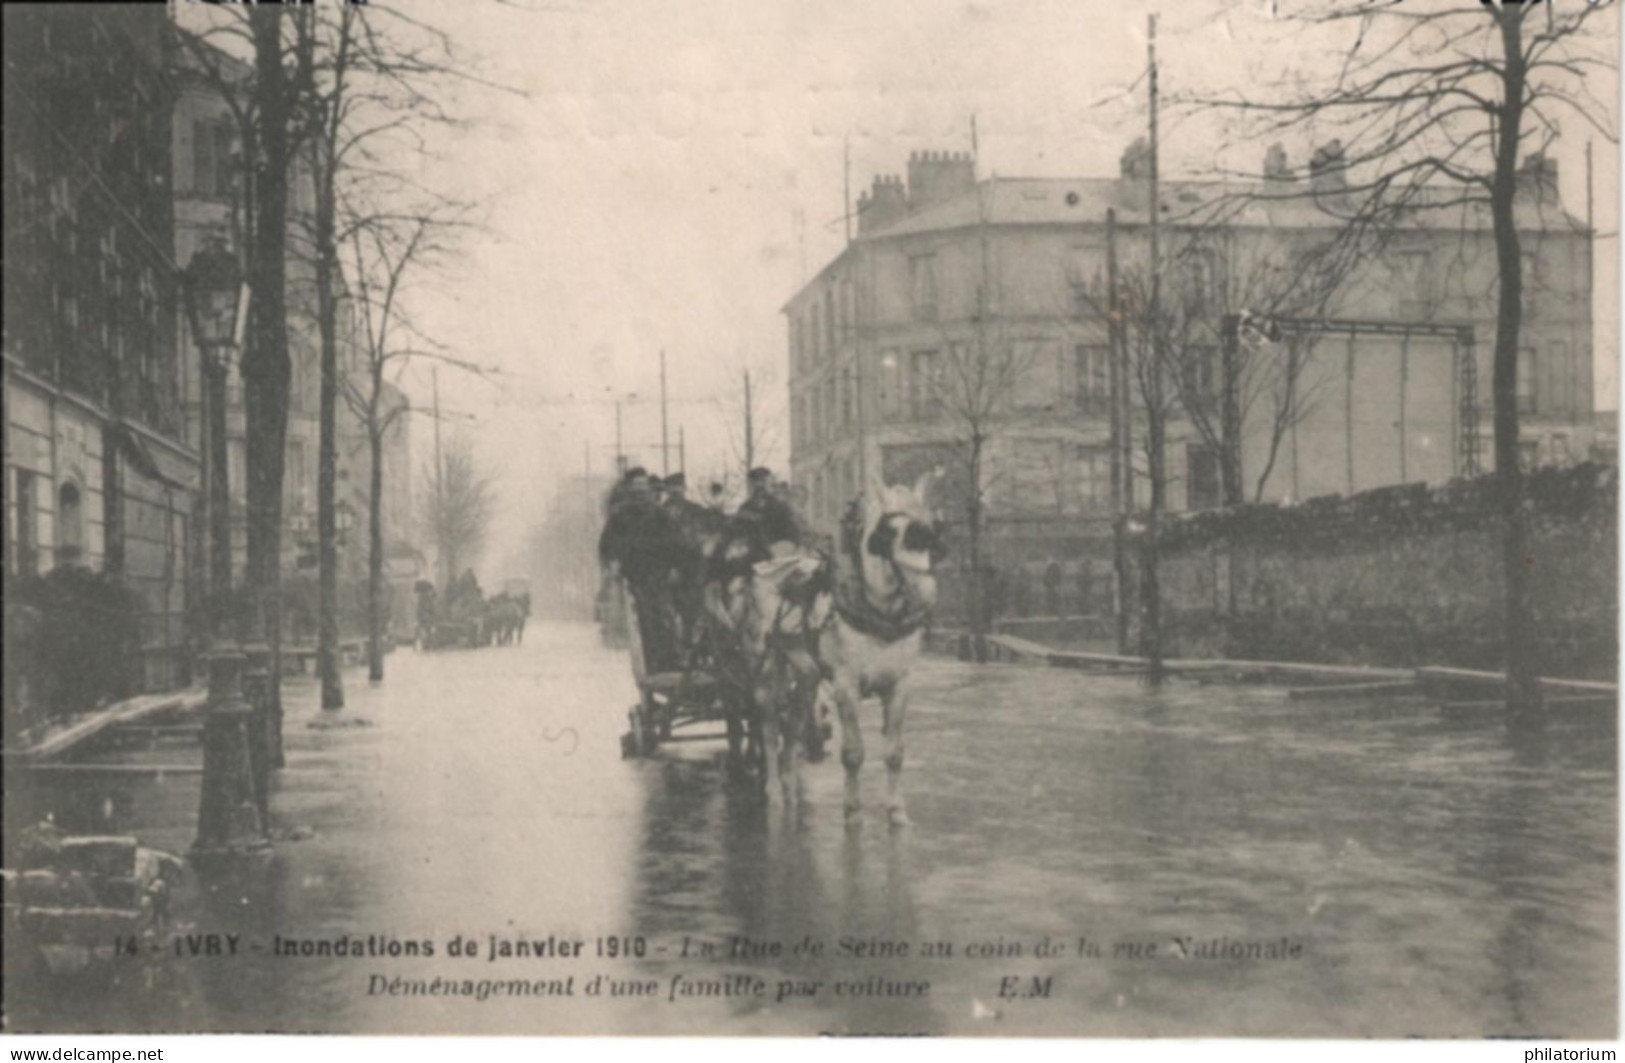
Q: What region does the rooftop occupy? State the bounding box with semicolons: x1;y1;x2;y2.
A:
866;174;1587;240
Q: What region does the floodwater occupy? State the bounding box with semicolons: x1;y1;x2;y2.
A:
6;622;1616;1036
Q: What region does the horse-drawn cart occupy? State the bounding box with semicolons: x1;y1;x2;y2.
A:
615;578;753;761
613;572;830;774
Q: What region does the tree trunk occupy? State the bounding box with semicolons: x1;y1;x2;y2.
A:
966;434;989;657
247;8;296;752
316;155;343;711
368;428;385;682
1219;313;1244;506
1492;10;1543;716
1142;410;1166;686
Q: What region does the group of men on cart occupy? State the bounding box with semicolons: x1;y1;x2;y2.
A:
596;464;820;676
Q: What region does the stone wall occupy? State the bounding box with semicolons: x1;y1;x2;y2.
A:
1142;463;1617;679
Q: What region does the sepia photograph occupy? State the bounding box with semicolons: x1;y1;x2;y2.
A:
1;0;1619;1043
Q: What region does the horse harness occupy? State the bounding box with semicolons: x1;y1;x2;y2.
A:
830;511;943;645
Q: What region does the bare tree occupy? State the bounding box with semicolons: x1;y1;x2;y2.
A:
297;0;474;706
714;360;784;484
1198;1;1618;712
1159;227;1355;504
345;212;469;681
420;436;497;592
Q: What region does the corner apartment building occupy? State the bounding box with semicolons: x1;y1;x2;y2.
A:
783;144;1595;617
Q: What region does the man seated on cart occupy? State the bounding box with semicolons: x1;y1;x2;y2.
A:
731;467;830;657
661;472;729;653
599;466;686;673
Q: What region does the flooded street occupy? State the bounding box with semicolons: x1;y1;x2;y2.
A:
8;622;1616;1037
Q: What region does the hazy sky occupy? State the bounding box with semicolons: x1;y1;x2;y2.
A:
322;0;1618;580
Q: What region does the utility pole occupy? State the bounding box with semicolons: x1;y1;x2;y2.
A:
1142;11;1166;685
1587;139;1595;306
1106;207;1130;655
844;135;853;245
615;400;624;473
660;349;669;476
432;367;445;590
743;369;755;475
854;242;870;489
678;424;686;476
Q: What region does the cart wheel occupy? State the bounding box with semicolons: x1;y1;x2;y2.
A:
635;702;660;755
622;705;648;758
804;715;828;762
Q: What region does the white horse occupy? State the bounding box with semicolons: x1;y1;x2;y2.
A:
818;471;945;826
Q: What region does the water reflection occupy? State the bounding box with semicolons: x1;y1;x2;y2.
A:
627;755;943;1034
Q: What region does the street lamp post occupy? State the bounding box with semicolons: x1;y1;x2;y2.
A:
184;239;269;867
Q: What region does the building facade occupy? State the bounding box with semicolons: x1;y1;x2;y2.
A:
4;5;201;690
784;144;1595;621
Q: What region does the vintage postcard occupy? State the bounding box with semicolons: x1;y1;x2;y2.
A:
2;0;1618;1043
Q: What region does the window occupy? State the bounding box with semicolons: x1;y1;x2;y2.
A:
909;254;939;320
841;369;854;428
1010;440;1065;515
57;482;84;565
1187;445;1221;510
879;350;903;418
1077;447;1110;510
908;349;939;418
15;470;37;576
1075;344;1110;411
1394;250;1433;318
791;318;803;375
824;291;837;357
1517;346;1538;415
1518;439;1541;472
1012;341;1062;411
193;119;236;199
809;314;820;368
1180;345;1218;407
1178;249;1218;312
1549;340;1570;418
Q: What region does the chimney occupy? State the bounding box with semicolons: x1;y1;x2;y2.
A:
1263;142;1295;185
1116;137;1153;212
1516;151;1560;204
1120;137;1152;182
857;174;907;234
1308;138;1348;196
906;150;976;212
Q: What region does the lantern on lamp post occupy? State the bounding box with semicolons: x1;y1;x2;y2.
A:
184;237;246;624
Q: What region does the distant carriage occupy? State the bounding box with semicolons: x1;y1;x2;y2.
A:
415;579;484;650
